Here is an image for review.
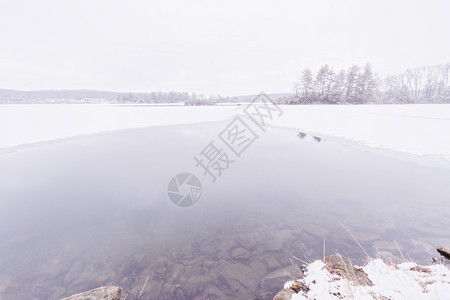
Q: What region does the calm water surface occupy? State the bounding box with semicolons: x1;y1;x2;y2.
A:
0;120;449;299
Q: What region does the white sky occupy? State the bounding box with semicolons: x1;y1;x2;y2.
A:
0;0;449;96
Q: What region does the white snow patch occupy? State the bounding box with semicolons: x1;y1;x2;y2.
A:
285;259;450;300
0;104;238;149
1;104;450;161
288;260;374;300
273;104;450;160
363;259;450;299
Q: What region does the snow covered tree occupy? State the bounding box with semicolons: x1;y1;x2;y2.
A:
299;68;314;103
292;62;449;104
354;63;377;103
330;69;346;103
344;65;360;103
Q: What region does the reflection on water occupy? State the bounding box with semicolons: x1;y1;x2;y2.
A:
0;120;449;299
312;136;323;142
297;132;307;139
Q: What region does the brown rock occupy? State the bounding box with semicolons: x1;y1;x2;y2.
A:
290;281;309;293
323;254;373;286
410;266;431;273
437;245;450;260
62;286;121;300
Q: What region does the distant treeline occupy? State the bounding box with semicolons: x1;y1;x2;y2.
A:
116;91;230;105
280;63;450;104
117;92;237;105
0;89;240;105
2;63;448;105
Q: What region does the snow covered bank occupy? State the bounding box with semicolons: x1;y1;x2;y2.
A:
0;104;238;149
273;104;450;161
1;104;450;161
281;256;450;300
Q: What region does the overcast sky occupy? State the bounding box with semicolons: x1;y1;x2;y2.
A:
0;0;449;96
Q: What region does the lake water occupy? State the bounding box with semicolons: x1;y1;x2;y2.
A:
0;118;449;299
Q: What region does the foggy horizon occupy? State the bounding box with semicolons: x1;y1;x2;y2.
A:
1;0;449;96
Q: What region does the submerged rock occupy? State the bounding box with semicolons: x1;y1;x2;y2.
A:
303;224;329;238
235;233;260;250
96;269;116;284
48;286;66;299
372;240;398;251
140;279;162;299
249;259;267;278
64;261;84;285
213;261;260;291
62;286;121;300
261;254;282;272
260;266;303;294
273;288;294;300
352;231;380;242
0;274;11;293
262;235;286;252
231;247;251;261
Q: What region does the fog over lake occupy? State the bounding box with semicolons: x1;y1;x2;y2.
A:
0;117;448;299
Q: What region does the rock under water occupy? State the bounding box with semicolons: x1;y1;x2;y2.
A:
62;286;121;300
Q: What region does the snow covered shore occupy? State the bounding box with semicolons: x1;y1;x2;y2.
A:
280;255;450;300
0;104;238;149
274;104;450;160
1;104;450;161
